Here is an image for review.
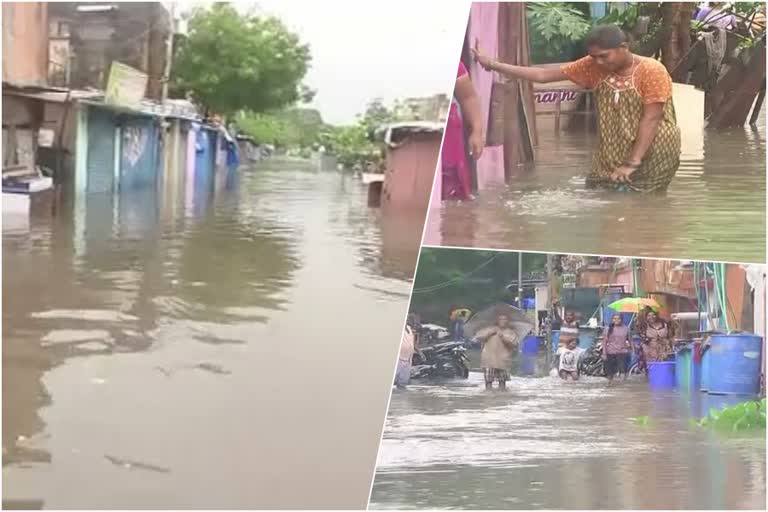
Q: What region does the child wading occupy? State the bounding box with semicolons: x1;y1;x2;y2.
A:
557;337;581;380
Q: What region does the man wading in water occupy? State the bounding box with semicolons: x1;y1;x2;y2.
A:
473;25;681;192
473;314;519;391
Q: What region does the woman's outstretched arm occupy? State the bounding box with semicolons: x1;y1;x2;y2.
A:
471;40;567;83
454;73;485;158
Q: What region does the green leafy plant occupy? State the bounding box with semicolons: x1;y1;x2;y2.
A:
696;399;767;433
597;4;640;30
632;415;652;427
527;2;591;63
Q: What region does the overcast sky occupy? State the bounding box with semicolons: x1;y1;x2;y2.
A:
225;1;470;125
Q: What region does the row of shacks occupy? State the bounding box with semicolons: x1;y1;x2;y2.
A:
2;82;245;218
1;1;256;221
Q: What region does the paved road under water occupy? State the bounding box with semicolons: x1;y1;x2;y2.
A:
2;160;421;509
370;373;766;510
425;110;766;263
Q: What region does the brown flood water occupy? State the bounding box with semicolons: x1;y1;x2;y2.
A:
425;110;766;263
2;160;420;509
370;373;766;510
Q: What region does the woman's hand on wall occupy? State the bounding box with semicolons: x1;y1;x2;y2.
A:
471;39;494;71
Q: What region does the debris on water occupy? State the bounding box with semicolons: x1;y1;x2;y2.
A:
195;363;231;375
104;454;170;473
154;366;173;377
618;217;626;222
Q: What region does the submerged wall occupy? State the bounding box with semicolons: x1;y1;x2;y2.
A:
382;133;441;215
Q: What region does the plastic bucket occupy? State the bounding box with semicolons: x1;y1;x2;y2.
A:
648;361;676;390
708;334;763;395
522;335;539;355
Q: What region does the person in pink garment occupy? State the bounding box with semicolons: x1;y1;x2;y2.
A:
441;62;485;201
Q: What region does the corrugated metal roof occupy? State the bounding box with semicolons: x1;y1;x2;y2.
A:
373;120;445;148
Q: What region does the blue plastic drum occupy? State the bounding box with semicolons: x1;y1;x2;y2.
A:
708;334;763;395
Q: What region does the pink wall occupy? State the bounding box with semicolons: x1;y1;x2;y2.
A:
382;135;441;216
467;2;505;189
612;266;635;294
2;3;48;86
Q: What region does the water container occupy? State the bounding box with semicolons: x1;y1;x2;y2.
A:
522;335;539;355
648;361;676;390
700;346;710;392
691;344;702;391
708;333;763;395
578;327;599;350
675;344;692;391
551;330;561;353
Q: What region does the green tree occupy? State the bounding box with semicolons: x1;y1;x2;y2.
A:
410;249;547;323
358;98;397;132
172;3;312;116
237;107;327;148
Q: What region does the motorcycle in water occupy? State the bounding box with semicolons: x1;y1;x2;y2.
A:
410;340;471;380
417;323;451;345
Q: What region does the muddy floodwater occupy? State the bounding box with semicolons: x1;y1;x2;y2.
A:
370;373;766;510
2;160;421;509
425;110;766;263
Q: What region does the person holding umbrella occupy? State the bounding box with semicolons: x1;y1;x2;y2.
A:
608;297;664;376
473;313;519;391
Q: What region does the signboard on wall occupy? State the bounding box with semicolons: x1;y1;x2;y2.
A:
105;62;148;108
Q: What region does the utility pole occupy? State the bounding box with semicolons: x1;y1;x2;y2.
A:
161;3;175;103
518;252;523;309
546;253;554;368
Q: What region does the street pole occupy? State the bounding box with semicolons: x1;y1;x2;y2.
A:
546;253;554;368
162;3;175;103
518;252;523;309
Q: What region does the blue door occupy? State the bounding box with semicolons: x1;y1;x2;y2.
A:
86;108;116;193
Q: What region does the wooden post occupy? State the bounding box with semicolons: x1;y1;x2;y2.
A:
709;43;766;129
554;93;562;134
752;88;767;123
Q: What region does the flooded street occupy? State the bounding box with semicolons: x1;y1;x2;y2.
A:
370;373;766;510
425;110;766;263
3;160;419;509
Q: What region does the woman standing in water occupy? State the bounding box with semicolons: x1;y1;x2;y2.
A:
442;62;485;200
473;25;681;192
602;313;631;382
